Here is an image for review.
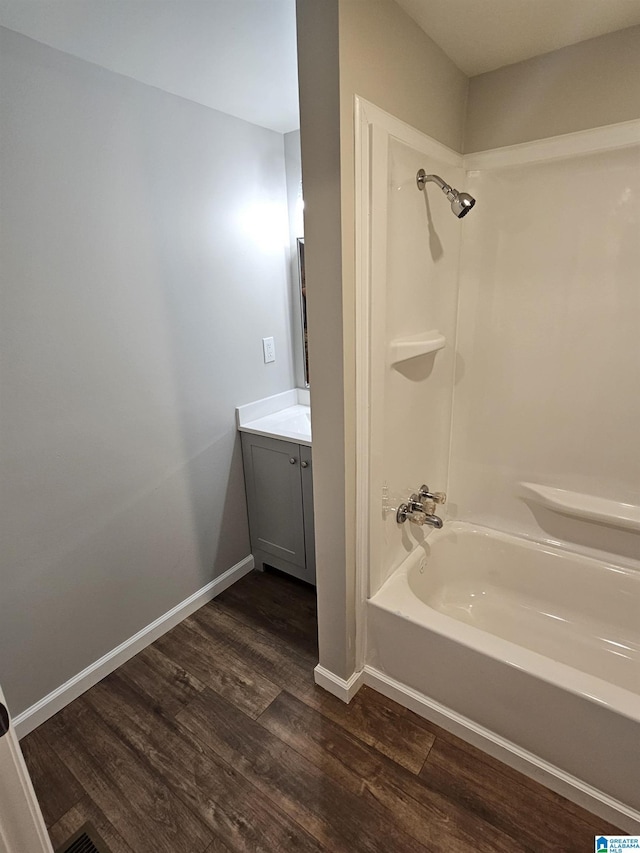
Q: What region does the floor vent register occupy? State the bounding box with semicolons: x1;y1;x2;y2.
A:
56;822;112;853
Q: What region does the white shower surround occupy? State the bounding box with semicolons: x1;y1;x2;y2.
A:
343;98;640;830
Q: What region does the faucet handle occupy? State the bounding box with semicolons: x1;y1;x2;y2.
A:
396;503;428;526
418;485;446;504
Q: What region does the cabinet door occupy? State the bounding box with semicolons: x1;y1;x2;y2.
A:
300;445;316;582
241;434;306;569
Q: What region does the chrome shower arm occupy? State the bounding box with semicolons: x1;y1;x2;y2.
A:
416;171;450;193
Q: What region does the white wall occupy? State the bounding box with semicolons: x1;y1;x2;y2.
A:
0;27;295;716
450;142;640;560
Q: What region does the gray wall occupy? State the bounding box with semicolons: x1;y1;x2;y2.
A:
465;24;640;152
339;0;468;153
296;0;352;678
0;27;295;716
283;130;306;390
337;0;468;678
296;0;469;680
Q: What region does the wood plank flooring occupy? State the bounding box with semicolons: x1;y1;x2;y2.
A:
21;568;621;852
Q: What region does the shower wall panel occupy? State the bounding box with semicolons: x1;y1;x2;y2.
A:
369;137;463;594
449;143;640;558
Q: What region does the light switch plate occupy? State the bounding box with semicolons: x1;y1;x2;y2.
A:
262;336;275;363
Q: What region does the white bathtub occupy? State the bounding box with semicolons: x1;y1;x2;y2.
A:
367;522;640;825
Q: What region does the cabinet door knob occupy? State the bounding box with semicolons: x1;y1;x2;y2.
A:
301;460;309;468
289;457;297;464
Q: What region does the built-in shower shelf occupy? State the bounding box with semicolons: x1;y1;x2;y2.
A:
389;330;446;365
521;482;640;533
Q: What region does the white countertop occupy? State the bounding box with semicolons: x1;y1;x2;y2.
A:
236;389;311;446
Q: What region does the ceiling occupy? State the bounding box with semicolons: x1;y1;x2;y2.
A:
395;0;640;76
0;0;299;133
2;0;639;132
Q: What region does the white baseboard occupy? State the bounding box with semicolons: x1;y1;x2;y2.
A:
14;555;255;739
314;665;365;703
364;666;640;834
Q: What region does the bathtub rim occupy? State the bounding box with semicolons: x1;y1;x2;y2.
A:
370;521;640;724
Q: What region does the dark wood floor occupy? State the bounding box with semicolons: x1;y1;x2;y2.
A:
22;569;619;852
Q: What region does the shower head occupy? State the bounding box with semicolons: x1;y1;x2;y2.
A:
416;169;476;218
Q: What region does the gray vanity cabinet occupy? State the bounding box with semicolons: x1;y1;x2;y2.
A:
241;433;316;584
